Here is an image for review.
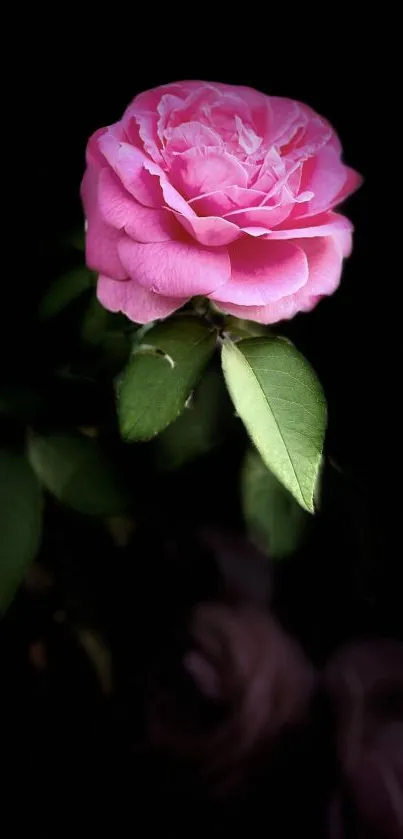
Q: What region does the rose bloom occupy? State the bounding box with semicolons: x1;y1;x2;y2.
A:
81;81;361;324
146;603;315;796
325;641;403;839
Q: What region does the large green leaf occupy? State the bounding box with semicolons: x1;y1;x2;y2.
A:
27;432;128;516
155;368;228;469
241;448;309;560
221;336;327;512
38;267;95;320
0;451;42;614
118;316;217;442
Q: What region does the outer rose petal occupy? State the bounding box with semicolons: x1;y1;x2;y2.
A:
293;147;363;217
85;128;107;167
332;167;363;207
97;275;187;324
99;133;164;208
98;169;181;243
213;235;344;322
81;167;127;280
332;229;353;258
118;237;231;297
297;236;343;295
266;211;353;239
209;239;308;305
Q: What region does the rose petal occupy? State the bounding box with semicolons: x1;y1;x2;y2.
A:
253;147;286;193
282;116;333;167
332;229;353;258
99;138;198;223
86;217;126;280
224;204;293;230
242;227;278;237
267;98;305;147
157;92;188;144
97;275;187;324
291;146;362;218
209;239;308;305
128;83;186;114
167;83;253;134
164;121;223;154
214;234;346;323
297;236;344;295
300;146;349;213
266;211;353;239
99;132;164;208
172;211;243;246
214;295;313;324
122;84;187;164
189;187;267;216
235;115;262;155
124;111;161;163
333;167;363;208
159;178;197;218
81;167;126;280
169;147;248;200
118;237;231;296
85;128;108;168
98;169;181;243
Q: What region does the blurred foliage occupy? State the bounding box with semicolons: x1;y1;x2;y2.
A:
0;451;43;614
0;225;375;622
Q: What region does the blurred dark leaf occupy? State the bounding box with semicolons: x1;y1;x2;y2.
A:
241;447;309;560
63;228;85;252
80;295;110;345
79;296;132;376
155;368;229;470
0;384;45;422
0;450;43;614
38;267;95;320
27;431;128;516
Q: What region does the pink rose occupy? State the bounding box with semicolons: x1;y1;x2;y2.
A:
146;603;315;795
81;81;361;324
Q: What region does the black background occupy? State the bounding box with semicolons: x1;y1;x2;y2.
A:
19;24;396;665
7;25;399;835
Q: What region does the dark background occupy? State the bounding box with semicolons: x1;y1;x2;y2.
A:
26;39;383;611
7;29;398;835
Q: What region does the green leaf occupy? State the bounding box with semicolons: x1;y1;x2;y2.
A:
0;451;42;615
27;432;128;516
221;336;327;512
79;296;131;374
241;448;309;560
155;368;227;469
38;267;95;320
118;316;217;442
